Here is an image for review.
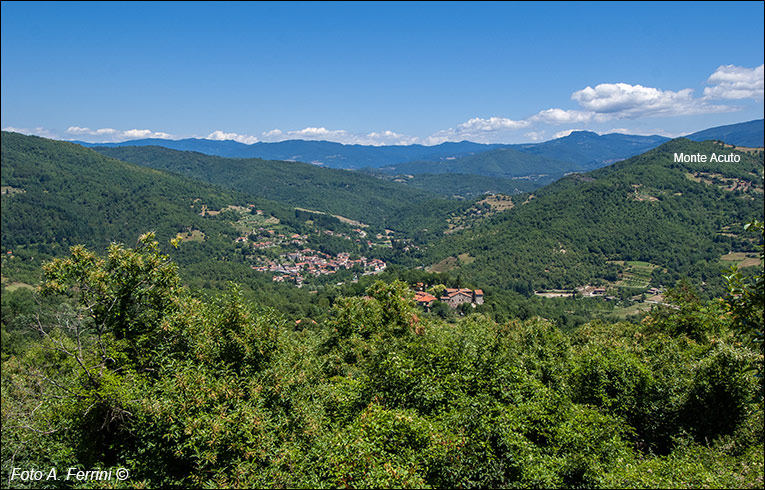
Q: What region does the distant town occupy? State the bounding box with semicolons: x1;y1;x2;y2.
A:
253;249;386;287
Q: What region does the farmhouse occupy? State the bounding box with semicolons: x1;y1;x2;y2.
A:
440;288;484;308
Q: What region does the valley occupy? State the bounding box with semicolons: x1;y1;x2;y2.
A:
2;3;763;487
3;126;762;323
1;120;763;490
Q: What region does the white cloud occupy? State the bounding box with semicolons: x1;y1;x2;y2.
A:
571;82;729;118
264;127;352;143
66;126;119;135
363;130;419;146
457;117;529;132
552;129;582;139
62;126;175;142
422;116;530;145
530;108;603;124
258;127;419;146
524;131;545;141
703;64;764;101
122;128;173;139
290;127;335;138
207;130;259;144
2;126;58;139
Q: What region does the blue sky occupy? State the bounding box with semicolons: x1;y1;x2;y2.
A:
2;1;763;145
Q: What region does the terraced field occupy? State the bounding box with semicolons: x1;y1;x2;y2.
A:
608;260;658;288
720;251;761;269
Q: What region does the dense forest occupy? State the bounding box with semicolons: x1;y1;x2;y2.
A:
360;172;540;199
373;147;578;182
1;230;762;488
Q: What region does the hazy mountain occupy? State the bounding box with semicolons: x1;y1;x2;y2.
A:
513;131;670;169
370;131;672;185
74;131;667;172
685;119;764;148
76;138;510;169
73;120;762;175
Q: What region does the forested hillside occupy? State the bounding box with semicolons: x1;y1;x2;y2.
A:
429;139;764;300
369;172;540;199
372;131;679;193
92;145;463;233
375;131;673;181
1;132;253;252
374;147;577;182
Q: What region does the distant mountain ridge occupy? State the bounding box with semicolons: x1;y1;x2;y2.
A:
71;119;762;174
513;131;671;169
372;132;672;185
75;138;511;169
373;147;580;180
685;119;764;147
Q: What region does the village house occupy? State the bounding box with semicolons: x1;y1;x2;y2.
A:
578;285;608;297
414;291;437;311
439;288;484;309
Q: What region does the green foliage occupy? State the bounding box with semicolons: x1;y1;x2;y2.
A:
1;131;254;253
376;146;580;180
644;281;729;341
40;234;181;352
2;199;764;488
723;220;764;394
601;440;764;489
682;342;759;441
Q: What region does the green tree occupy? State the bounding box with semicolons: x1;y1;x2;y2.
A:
723;220;764;396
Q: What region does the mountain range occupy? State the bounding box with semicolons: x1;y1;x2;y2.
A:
5;132;762;490
73;120;762;172
75;138;510;169
2;124;763;332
